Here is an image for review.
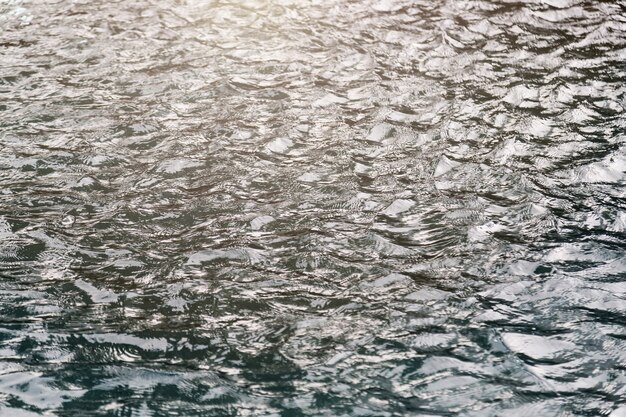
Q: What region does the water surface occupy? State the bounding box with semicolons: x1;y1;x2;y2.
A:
1;0;626;415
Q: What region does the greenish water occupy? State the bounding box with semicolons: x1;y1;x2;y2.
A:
1;0;625;416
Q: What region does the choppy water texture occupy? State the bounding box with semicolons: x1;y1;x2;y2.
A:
1;0;626;415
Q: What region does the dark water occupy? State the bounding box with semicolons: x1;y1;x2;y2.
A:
1;0;625;415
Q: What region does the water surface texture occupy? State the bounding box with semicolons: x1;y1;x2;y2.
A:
1;0;626;415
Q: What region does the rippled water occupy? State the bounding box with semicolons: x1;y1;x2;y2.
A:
1;0;625;415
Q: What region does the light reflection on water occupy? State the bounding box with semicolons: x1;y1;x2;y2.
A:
0;0;625;415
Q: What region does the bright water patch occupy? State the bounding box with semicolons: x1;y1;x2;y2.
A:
1;0;625;415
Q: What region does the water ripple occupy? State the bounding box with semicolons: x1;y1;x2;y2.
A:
1;0;625;415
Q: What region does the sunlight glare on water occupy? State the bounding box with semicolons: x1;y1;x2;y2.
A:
0;0;625;415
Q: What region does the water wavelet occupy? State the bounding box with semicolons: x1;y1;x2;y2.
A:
1;0;626;415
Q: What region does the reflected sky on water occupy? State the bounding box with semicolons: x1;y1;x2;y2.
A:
0;0;625;415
